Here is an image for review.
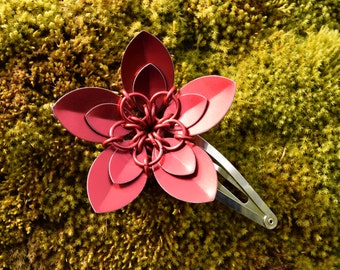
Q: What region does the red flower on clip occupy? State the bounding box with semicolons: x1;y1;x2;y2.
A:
53;31;235;212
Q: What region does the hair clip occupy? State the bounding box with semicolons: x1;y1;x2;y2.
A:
53;31;277;229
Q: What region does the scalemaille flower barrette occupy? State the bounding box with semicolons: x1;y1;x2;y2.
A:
53;31;277;229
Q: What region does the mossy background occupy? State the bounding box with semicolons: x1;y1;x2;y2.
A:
0;0;339;269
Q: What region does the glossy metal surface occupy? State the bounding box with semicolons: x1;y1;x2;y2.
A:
194;136;278;229
52;30;277;230
53;31;233;212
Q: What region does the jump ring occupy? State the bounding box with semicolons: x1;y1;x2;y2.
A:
102;136;123;148
132;139;164;167
164;85;177;105
109;120;127;137
160;119;191;151
120;92;149;122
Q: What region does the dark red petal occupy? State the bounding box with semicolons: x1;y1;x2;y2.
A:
109;149;146;184
53;87;120;142
154;138;196;176
164;93;208;128
153;144;217;203
133;64;167;100
121;31;174;94
85;103;129;137
87;147;147;213
179;76;236;135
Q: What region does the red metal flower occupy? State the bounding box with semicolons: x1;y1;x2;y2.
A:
53;31;236;213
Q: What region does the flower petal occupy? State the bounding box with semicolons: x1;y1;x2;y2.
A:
85;103;130;137
154;138;196;176
133;64;167;102
87;147;147;213
164;93;208;128
53;87;120;142
121;31;174;94
179;76;236;135
109;149;146;184
153;144;217;203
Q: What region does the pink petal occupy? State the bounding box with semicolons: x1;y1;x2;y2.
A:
164;93;208;128
121;31;174;94
153;144;217;203
153;138;196;176
109;149;146;184
179;76;236;135
53;87;120;142
87;147;147;213
85;103;131;137
85;103;129;137
133;64;167;103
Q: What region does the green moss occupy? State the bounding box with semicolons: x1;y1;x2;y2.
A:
0;0;339;269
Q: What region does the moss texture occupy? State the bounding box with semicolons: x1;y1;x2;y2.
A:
0;0;339;269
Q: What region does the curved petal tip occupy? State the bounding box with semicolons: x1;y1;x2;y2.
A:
153;144;217;203
155;138;196;176
87;147;147;212
53;87;120;142
121;31;174;94
179;76;236;135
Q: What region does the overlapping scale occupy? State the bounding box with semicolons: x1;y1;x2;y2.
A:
154;138;196;176
133;64;168;105
85;103;130;138
179;76;236;135
153;144;217;203
164;93;208;129
53;87;120;142
87;147;147;213
121;31;174;95
109;148;146;184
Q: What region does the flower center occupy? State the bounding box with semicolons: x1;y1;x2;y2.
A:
103;87;192;173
